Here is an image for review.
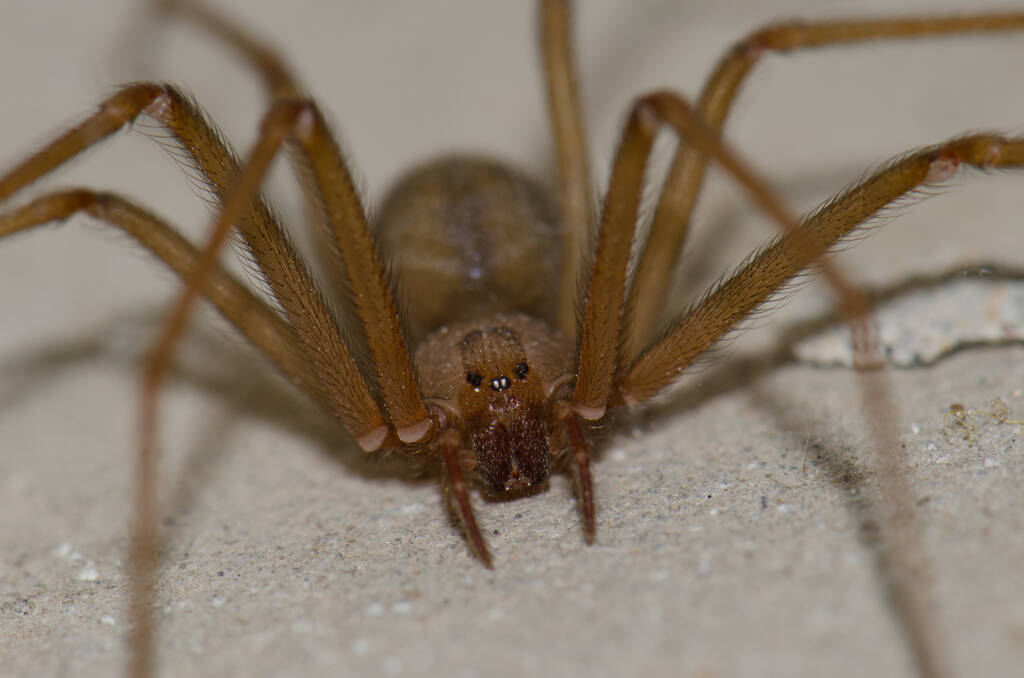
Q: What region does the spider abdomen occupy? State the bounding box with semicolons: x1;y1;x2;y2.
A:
374;155;560;342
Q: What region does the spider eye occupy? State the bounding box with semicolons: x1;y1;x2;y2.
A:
514;362;529;379
466;372;483;387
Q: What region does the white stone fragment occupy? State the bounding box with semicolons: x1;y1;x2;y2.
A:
795;278;1024;367
400;502;423;517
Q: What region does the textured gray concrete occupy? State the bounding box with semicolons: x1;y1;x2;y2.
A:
2;2;1024;677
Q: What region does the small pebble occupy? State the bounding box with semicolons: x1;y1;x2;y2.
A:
352;638;370;656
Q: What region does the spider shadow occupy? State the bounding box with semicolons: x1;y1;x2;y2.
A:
746;380;880;549
617;340;914;655
742;379;934;659
0;305;435;526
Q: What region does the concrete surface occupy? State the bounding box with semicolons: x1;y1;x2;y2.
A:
1;1;1023;677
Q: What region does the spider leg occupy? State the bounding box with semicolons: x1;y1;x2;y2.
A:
285;105;434;442
0;189;310;393
572;90;805;420
628;11;1024;356
0;84;388;443
540;0;593;338
154;0;302;100
620;132;1024;402
562;410;595;541
156;0;358;310
437;429;492;568
157;0;433;443
571;100;658;419
567;90;771;543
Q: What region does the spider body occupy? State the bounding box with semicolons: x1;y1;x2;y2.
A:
380;156;572;496
4;2;1024;678
377;156;560;342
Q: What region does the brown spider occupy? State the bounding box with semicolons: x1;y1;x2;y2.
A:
3;2;1024;678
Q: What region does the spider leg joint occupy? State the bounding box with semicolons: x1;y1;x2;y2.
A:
572;403;606;421
397;418;434;444
142;89;174;123
925;155;959;184
356;425;389;452
292;103;318;143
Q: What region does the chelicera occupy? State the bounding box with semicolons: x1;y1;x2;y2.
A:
3;2;1024;677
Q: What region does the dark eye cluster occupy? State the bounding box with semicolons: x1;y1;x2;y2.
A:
465;361;530;390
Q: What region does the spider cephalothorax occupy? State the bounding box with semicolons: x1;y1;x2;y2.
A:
413;310;574;497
